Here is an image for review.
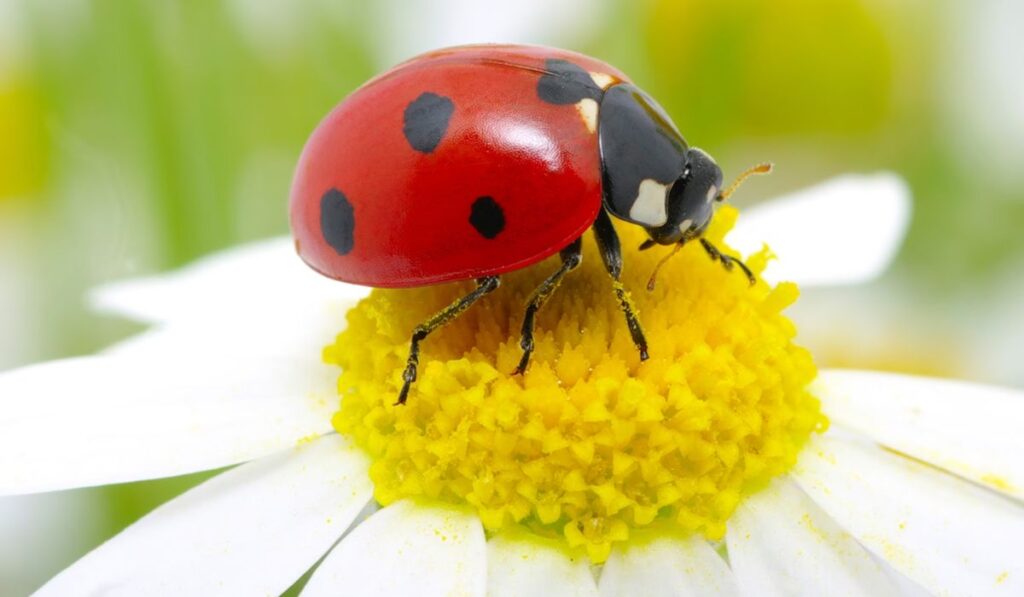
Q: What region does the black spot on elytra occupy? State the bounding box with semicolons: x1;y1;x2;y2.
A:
469;196;505;239
320;189;355;255
403;92;455;153
537;59;602;105
598;84;688;224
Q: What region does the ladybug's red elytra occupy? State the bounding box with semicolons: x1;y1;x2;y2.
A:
290;44;769;404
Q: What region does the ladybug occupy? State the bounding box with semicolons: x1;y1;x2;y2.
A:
290;44;769;404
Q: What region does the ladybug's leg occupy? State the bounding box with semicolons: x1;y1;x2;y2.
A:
513;238;583;375
592;209;650;361
397;276;501;405
699;238;756;286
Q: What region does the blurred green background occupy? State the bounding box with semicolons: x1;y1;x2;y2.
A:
1;0;1022;593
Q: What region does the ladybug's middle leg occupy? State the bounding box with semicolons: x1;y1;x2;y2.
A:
513;237;583;375
592;208;650;361
397;275;501;405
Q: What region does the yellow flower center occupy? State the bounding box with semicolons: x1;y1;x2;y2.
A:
326;207;826;562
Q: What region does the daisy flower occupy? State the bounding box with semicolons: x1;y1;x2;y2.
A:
3;173;1022;596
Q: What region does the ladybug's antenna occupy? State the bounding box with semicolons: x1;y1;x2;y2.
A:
718;162;773;201
646;242;685;291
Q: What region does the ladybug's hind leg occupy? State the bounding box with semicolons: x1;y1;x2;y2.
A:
513;238;583;375
592;208;650;361
397;276;501;405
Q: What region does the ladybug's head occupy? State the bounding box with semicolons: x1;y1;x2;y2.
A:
642;158;775;250
597;83;771;248
642;148;723;246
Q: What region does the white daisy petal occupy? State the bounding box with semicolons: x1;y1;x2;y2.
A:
37;434;372;597
303;500;486;597
0;355;337;495
598;536;738;597
816;369;1024;501
728;173;910;286
727;477;927;596
487;535;598;597
101;303;345;361
90;236;368;324
793;435;1024;596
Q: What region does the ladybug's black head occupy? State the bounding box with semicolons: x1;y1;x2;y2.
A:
597;83;771;248
643;148;723;245
597;85;725;245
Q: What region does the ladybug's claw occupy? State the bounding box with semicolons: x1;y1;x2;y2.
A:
735;260;756;287
513;336;535;375
395;362;417;405
395;380;412;406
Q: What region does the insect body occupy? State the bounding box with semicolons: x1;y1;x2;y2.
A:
290;44;765;404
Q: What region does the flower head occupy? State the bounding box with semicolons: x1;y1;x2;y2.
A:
329;207;825;560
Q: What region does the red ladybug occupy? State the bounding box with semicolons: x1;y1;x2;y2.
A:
290;44;765;404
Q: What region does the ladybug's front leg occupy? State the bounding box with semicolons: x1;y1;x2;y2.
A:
513;238;583;375
699;238;756;286
397;276;501;405
592;209;650;361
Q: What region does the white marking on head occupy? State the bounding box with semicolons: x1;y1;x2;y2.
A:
629;179;670;227
589;72;616;89
706;184;718;203
576;98;598;134
679;218;693;233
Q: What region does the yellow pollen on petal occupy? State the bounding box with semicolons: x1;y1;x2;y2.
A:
326;206;826;562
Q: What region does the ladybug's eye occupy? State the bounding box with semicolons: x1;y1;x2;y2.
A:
682;165;692;180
